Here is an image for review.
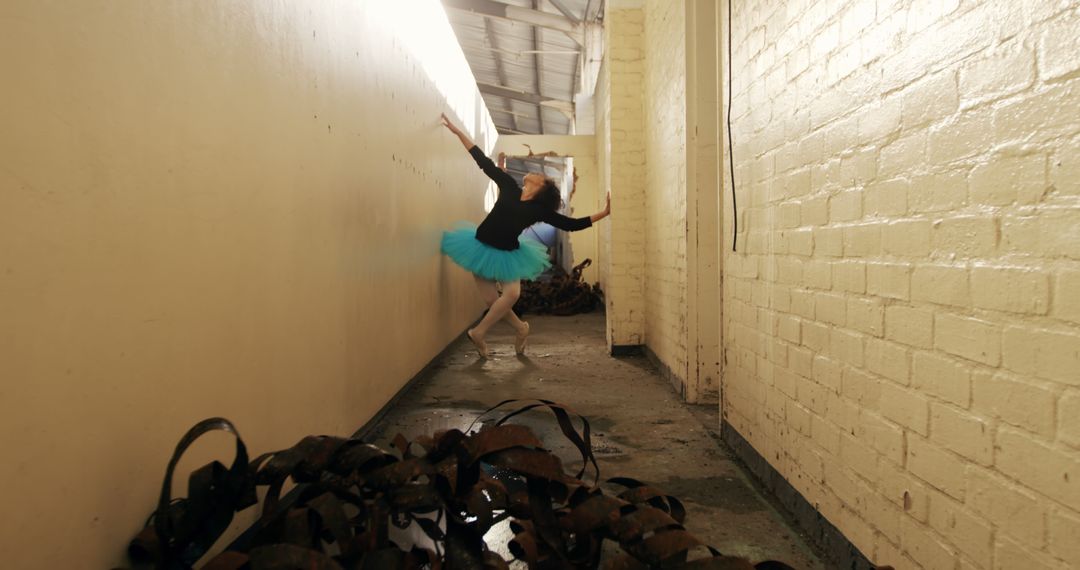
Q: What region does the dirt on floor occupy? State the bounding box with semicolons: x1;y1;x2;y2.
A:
366;312;824;569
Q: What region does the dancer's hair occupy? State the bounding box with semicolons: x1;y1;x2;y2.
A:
535;177;561;211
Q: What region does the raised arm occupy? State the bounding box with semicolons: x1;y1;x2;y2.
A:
441;113;475;150
441;113;517;191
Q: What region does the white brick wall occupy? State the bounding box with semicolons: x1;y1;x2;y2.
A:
597;8;647;346
722;0;1080;568
644;0;689;378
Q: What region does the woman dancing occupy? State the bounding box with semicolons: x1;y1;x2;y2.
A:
440;113;611;358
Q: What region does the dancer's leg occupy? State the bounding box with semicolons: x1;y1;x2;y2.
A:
470;280;522;339
473;275;500;306
472;275;526;332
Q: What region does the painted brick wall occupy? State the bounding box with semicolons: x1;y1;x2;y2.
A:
644;0;690;380
597;8;647;347
722;1;1080;568
596;63;612;304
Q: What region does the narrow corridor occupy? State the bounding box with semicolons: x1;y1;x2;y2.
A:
367;313;824;568
4;0;1080;567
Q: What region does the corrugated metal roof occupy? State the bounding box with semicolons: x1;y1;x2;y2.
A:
443;0;601;138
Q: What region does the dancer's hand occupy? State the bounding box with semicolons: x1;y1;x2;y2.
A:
440;113;457;132
441;113;475;149
590;192;612;224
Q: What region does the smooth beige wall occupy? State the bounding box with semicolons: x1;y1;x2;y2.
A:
0;1;495;567
723;0;1080;568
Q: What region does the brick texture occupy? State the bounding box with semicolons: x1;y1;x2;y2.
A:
597;8;647;347
716;1;1080;568
643;0;689;381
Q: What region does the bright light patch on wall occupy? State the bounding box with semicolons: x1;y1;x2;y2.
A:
373;0;498;153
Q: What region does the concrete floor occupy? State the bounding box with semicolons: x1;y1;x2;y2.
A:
368;312;824;569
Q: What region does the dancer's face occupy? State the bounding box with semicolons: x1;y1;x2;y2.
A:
523;172;545;190
521;172;546;200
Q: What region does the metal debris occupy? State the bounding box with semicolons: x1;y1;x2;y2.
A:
124;403;804;569
515;259;603;316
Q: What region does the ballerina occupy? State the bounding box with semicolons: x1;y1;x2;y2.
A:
439;113;611;358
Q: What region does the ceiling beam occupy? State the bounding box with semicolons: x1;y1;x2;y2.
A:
443;0;584;46
583;0;603;23
539;99;574;119
488;107;534;119
483;18;517;133
462;43;580;58
534;0;545;136
478;82;569;106
547;0;581;22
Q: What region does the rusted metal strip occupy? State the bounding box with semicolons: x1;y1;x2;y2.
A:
124;402;799;569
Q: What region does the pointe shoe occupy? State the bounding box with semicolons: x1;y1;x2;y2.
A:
467;329;489;359
515;322;530;355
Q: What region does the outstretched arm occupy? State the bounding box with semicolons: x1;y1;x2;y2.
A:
589;192;612;224
441;113;517;192
441;113;475;150
541;193;612;231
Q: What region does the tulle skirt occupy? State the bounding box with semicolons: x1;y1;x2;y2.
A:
441;223;550;282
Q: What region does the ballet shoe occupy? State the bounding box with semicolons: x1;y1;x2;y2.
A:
467;329;489;359
515;322;530;355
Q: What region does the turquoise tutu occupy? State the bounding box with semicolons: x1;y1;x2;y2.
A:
441;223;551;281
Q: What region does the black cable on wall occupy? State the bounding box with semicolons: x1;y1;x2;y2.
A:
727;0;738;253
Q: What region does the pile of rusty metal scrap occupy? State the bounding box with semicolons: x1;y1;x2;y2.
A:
124;400;798;570
516;259;603;316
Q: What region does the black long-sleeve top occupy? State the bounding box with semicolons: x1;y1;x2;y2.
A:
468;145;592;251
